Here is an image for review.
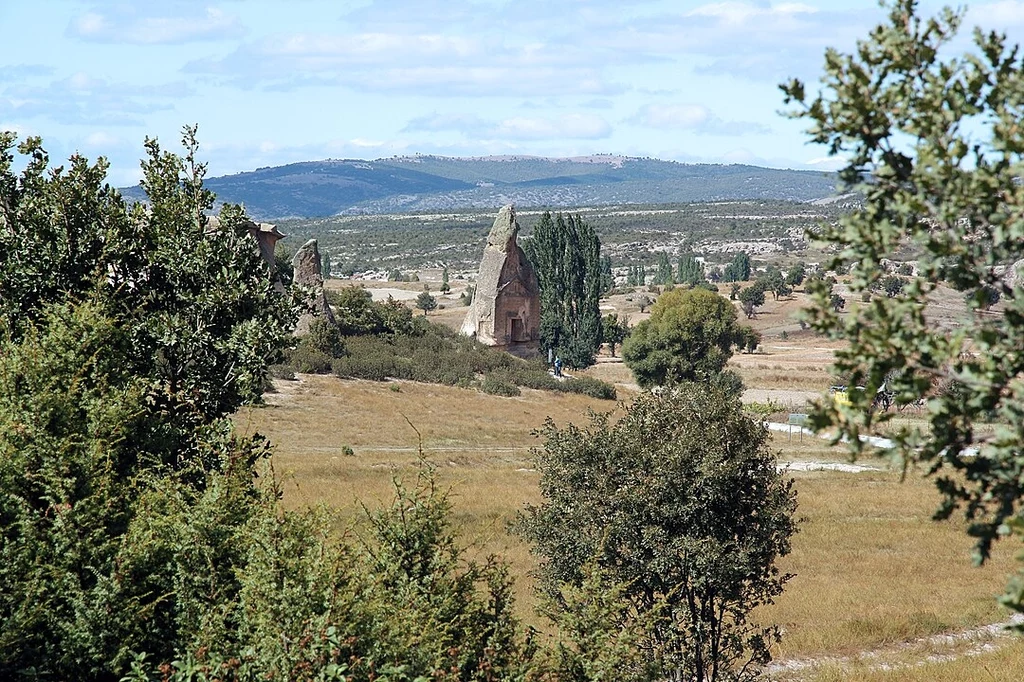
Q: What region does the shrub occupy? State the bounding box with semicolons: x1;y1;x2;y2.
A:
286;343;333;374
557;376;617;400
268;364;297;381
481;373;522;397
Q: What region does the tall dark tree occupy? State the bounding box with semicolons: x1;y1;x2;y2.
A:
524;211;603;368
599;254;614;293
722;252;752;282
677;254;706;286
654;251;674;285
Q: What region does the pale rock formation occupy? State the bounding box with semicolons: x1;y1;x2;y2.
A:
206;215;287;290
292;238;336;334
461;205;540;346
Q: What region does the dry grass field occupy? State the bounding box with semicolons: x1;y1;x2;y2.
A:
241;279;1024;678
235;367;1023;679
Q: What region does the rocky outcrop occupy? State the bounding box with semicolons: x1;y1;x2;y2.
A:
461;205;540;346
292;238;335;334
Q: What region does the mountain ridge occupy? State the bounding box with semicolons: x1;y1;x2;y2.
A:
119;154;838;220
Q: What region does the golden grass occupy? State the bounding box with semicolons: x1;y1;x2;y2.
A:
799;641;1024;682
236;373;1023;663
763;472;1017;658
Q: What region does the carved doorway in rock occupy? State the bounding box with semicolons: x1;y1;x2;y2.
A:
510;317;526;343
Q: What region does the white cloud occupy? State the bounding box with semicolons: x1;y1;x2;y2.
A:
68;6;246;44
0;73;194;126
630;103;710;129
493;114;612;140
970;1;1024;27
687;2;818;24
628;103;770;136
404;112;611;140
82;131;122;147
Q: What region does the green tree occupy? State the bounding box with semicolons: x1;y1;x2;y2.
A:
322;250;332;279
758;264;791;301
783;0;1024;617
785;262;806;288
515;385;797;682
876;274;905;298
738;282;766;319
440;265;451;293
601;313;629;357
722;252;751;282
677;254;706;286
622;288;743;387
599;254;614;293
0;130;532;680
415;288;437;316
0;127;296;677
524;212;603;368
737;325;761;354
654;251;674;285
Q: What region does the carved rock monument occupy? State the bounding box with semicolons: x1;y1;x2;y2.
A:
461;205;540;346
292;238;336;334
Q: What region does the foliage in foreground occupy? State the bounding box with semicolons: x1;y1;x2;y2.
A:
0;301;531;681
0;129;535;681
515;385;798;682
784;0;1024;619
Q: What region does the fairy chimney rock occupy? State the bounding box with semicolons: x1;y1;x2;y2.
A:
292;238;336;334
461;205;540;346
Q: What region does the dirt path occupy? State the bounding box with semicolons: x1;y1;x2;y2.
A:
766;614;1024;680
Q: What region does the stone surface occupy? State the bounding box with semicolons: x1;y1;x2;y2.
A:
292;238;336;334
461;205;540;346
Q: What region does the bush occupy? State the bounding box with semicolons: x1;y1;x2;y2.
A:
325;321;617;399
556;376;617;400
268;364;297;381
287;344;333;374
481;372;522;397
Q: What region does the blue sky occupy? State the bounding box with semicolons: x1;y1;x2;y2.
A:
2;0;1023;186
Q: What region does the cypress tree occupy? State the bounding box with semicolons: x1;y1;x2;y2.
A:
524;212;603;368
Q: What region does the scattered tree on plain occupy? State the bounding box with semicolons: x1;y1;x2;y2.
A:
737;282;766;319
415;288;437;316
622;288;745;387
515;384;798;682
785;262;807;288
784;0;1024;616
601;313;630;357
758;264;791;301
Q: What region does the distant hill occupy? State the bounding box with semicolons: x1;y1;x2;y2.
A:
119;155;837;220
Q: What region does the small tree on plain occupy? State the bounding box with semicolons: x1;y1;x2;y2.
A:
622;288;743;387
738;283;766;319
601;313;629;357
785;262;806;288
515;384;797;682
415;289;437;316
